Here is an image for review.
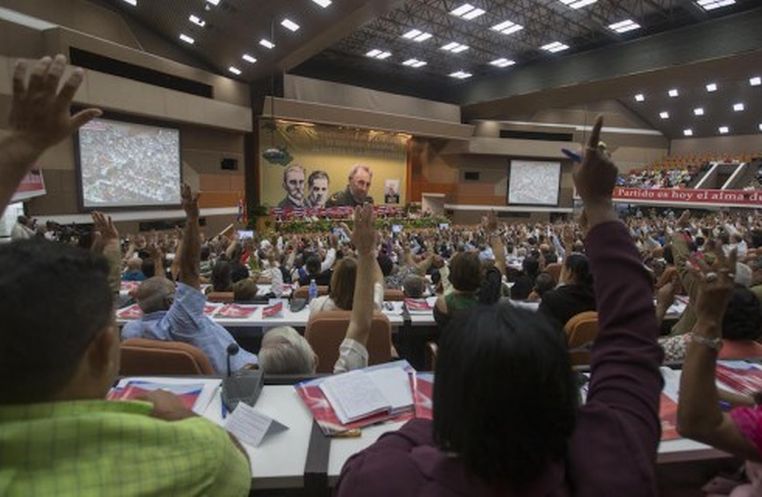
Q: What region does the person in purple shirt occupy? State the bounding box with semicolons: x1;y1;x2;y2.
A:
122;185;257;374
336;117;664;497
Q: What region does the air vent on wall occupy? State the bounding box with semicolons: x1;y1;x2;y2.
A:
500;129;574;142
69;48;213;98
464;171;480;181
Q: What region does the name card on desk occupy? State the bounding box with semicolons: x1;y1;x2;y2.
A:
225;402;289;447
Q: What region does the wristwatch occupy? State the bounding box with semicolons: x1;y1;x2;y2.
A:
689;333;723;351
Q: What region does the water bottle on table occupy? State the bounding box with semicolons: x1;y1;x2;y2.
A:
308;279;318;302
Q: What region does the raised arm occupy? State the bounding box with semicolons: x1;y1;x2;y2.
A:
0;55;101;213
573;117;663;479
92;211;122;293
334;205;376;373
484;211;506;276
179;185;201;289
677;249;761;461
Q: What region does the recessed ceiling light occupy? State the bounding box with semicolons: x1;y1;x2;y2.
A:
694;107;705;116
733;102;745;111
659;111;670;119
751;76;762;86
402;58;427;68
205;0;220;5
441;42;469;53
491;19;524;35
541;42;569;53
281;19;300;32
668;88;679;97
228;66;241;75
402;29;432;42
179;33;195;44
311;0;332;7
490;58;516;68
695;0;735;11
366;49;391;60
449;70;472;79
450;4;486;20
189;15;205;27
608;19;640;33
706;83;718;92
242;54;257;63
259;39;275;49
634;94;645;102
122;0;137;5
559;0;598;9
683;129;693;136
718;126;729;134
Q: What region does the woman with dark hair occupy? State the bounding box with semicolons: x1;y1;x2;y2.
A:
433;251;481;328
336;117;664;497
309;257;383;315
539;252;596;328
509;255;539;300
210;260;232;293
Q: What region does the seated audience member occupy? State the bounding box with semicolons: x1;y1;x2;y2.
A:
509;255;540;300
678;249;762;495
403;274;427;299
11;215;35;240
336;117;664;497
0;54;251;497
299;254;332;286
539;253;596;328
199;245;214;279
433;250;482;329
232;278;258;302
659;285;762;362
751;257;762;304
309;257;383;315
210;260;233;293
122;256;146;281
258;205;378;374
123;185;258;375
527;272;557;302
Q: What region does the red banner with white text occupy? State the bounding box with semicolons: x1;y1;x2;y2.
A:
612;187;762;208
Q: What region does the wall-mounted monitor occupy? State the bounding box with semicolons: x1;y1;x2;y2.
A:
507;160;561;206
76;116;182;209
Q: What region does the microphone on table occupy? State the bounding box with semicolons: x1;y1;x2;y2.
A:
221;342;265;413
226;343;239;378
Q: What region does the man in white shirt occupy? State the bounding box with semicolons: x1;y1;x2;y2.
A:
11;216;34;241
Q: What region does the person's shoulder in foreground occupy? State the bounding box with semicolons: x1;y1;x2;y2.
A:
0;396;250;497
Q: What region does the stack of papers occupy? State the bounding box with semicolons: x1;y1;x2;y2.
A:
405;298;435;314
319;367;413;424
117;304;143;320
216;304;258;318
109;377;221;415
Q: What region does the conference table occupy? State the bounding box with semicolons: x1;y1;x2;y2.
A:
196;370;730;492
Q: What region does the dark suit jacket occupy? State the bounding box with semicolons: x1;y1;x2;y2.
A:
539;283;596;328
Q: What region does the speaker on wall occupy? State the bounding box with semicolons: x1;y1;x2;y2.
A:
221;158;238;170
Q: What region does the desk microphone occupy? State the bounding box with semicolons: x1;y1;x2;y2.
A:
226;343;239;378
221;342;264;412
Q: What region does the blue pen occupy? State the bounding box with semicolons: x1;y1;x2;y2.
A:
561;148;583;162
221;400;227;419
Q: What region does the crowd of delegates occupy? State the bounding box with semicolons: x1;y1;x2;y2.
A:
5;54;762;496
617;165;698;189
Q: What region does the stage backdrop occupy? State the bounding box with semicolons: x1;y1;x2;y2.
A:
258;120;408;209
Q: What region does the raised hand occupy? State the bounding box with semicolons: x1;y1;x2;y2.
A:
482;210;498;234
351;204;376;256
181;184;200;219
677;210;691;229
9;55;101;161
91;211;118;242
690;247;737;325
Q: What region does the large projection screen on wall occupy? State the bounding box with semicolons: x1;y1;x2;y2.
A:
77;117;182;209
507;160;561;206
